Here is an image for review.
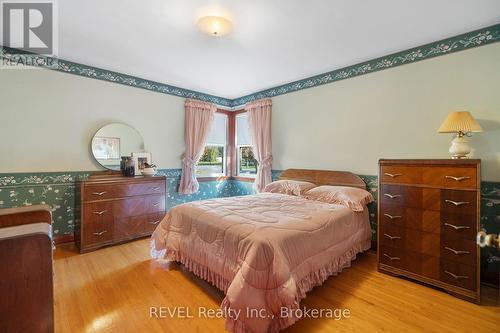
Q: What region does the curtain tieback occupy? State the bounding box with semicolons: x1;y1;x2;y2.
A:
258;155;273;170
182;155;197;168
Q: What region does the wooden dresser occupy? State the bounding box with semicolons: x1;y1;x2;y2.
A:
377;159;480;303
76;175;167;253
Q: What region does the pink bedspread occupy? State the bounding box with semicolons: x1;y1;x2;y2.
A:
151;193;371;333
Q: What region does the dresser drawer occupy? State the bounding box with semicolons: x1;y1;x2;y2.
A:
381;165;477;189
380;166;421;184
83;201;114;224
380;185;440;211
379;205;406;228
143;212;166;233
440;260;477;291
440;212;476;239
114;215;146;241
113;197;147;218
379;246;406;270
380;246;440;280
379;224;405;249
115;212;166;240
423;167;477;189
82;220;113;245
83;180;166;201
441;235;477;266
380;205;440;233
441;190;477;215
380;185;406;206
122;181;166;197
380;224;440;256
83;184;120;201
145;194;166;214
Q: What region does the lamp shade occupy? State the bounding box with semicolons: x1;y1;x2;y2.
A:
437;111;483;133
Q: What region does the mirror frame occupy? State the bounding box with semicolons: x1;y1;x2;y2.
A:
90;123;144;171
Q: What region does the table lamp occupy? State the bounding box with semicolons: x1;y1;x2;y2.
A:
437;111;483;159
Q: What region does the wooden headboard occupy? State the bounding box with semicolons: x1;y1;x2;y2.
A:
279;169;366;189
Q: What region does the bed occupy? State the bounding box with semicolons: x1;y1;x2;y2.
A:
151;169;372;333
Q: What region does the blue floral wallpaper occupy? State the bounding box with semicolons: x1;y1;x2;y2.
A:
0;169;498;284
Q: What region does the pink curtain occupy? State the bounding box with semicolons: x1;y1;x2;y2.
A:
246;98;273;193
179;99;216;194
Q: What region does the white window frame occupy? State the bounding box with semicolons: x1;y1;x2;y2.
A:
196;112;228;178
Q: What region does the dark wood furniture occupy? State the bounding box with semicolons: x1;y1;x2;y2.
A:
0;205;54;333
279;168;366;189
76;175;167;253
377;159;480;303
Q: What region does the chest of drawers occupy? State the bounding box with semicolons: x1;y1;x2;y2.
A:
76;175;166;253
377;159;480;303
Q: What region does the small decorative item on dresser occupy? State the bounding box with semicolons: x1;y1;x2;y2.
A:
378;159;481;303
132;152;152;175
141;163;157;177
122;157;135;177
437;111;483;159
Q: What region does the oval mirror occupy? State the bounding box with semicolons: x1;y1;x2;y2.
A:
91;123;144;171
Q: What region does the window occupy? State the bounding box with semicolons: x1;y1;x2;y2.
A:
236;113;257;177
196;113;227;177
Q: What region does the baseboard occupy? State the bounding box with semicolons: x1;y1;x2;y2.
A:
54;234;74;245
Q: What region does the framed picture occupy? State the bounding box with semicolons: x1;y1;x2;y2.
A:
131;152;152;175
92;137;120;160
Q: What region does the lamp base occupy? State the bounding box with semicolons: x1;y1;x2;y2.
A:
449;134;471;159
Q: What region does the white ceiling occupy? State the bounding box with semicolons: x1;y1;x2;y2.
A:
59;0;500;99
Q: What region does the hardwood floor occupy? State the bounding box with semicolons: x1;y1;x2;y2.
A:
54;239;500;333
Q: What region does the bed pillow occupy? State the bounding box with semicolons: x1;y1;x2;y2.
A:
304;185;374;211
263;180;317;196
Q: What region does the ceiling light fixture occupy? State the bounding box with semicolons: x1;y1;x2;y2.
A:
197;16;233;37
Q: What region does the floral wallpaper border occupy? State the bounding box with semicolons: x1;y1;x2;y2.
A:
232;23;500;106
2;23;499;107
0;47;234;107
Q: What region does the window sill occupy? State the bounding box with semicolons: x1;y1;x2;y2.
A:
232;176;255;183
197;176;230;182
196;176;255;183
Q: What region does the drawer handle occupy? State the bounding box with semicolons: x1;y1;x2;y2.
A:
149;220;160;225
384;173;402;178
444;270;468;280
151;187;161;191
93;230;108;236
444;223;470;230
445;247;470;255
93;210;107;215
384;213;402;220
384;193;402;199
383;254;400;261
445;199;469;206
92;191;107;196
153;203;160;207
384;233;401;240
445;176;471;182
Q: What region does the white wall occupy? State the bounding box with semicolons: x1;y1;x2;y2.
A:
272;43;500;181
0;69;185;172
